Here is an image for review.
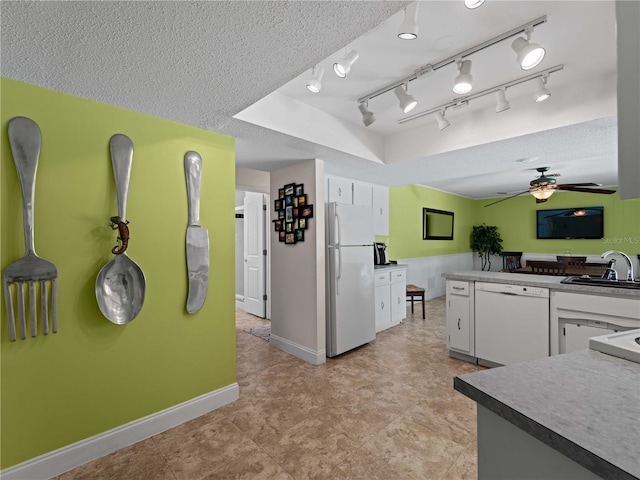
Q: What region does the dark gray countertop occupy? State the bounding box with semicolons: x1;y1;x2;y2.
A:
455;350;640;480
443;270;640;297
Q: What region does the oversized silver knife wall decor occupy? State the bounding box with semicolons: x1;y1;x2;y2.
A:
184;151;209;313
3;117;59;341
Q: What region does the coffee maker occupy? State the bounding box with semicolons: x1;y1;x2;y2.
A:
373;242;389;265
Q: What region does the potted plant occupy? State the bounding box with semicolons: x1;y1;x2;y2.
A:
470;224;503;271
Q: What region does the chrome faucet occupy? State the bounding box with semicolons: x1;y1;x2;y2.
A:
601;250;635;282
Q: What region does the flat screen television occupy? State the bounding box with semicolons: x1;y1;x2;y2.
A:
536;207;604;239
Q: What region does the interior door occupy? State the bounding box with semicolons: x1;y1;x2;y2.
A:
243;192;266;317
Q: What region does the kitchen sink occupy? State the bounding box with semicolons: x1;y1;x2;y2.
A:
560;276;640;290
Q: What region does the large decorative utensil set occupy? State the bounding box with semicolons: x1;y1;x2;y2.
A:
3;117;210;340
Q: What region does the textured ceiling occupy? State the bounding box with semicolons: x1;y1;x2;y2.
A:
1;1;620;199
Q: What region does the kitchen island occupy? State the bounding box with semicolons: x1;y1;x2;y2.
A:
454;349;640;480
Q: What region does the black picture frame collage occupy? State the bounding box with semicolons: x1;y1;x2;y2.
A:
273;183;314;244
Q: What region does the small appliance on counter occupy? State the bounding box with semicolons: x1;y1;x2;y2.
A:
374;242;389;266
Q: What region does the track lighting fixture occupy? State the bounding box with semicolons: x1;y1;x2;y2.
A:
355;16;552;128
333;50;359;78
394;83;418;113
511;26;546;70
398;65;563;126
534;76;551;102
435;110;451;130
453;59;473;94
398;3;419;40
495;87;511;113
306;66;325;93
465;0;485;8
358;101;376;127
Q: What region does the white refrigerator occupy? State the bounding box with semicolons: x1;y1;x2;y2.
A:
326;202;375;357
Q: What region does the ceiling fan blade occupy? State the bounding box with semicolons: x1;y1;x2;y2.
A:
558;182;601;187
484;191;529;207
556;185;616;194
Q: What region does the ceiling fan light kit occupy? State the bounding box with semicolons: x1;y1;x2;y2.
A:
484;167;617;207
398;2;419;40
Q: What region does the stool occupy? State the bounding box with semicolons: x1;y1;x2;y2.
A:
406;284;425;319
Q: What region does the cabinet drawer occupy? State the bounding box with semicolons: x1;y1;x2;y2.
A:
448;280;470;296
390;269;406;284
375;271;391;286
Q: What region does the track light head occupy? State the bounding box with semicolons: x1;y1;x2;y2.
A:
306;66;325;94
435;110;451;131
453;59;473;94
534;76;551;102
394;84;418;113
511;28;545;70
333;50;359;78
398;3;419;40
464;0;485;8
495;88;511;113
358;101;376;127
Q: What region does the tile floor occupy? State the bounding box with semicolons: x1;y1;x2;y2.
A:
58;296;484;480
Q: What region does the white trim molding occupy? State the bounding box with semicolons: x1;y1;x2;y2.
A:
269;333;326;365
1;383;239;480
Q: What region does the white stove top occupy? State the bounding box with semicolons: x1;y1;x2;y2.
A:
589;329;640;364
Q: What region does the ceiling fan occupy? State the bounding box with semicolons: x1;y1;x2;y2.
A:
484;167;616;207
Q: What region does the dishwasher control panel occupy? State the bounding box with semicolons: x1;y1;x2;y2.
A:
475;282;550;298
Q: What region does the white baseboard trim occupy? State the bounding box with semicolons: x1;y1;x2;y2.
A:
269;333;325;365
1;383;239;480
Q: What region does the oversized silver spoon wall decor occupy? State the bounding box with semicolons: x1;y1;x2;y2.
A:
95;134;146;324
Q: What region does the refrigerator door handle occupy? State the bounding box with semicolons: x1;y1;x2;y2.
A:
335;208;341;247
336;246;342;295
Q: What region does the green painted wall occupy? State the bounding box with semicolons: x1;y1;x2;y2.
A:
1;79;236;468
475;191;640;255
387;184;639;260
386;185;476;259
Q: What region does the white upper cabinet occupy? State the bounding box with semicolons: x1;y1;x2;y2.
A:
327;176;353;204
327;176;389;236
371;185;389;236
352;180;373;207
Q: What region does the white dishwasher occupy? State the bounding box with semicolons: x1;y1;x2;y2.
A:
475;282;550;366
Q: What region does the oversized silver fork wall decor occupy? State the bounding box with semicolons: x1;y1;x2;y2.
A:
3;117;58;341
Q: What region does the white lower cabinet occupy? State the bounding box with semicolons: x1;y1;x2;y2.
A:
446;280;475;356
375;267;406;332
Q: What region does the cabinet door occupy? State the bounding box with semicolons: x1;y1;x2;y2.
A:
352;180;373;207
328;177;353;204
390;279;406;324
447;295;471;353
375;284;391;332
371;185;389;236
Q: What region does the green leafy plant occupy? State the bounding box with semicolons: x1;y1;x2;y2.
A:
470;224;503;271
